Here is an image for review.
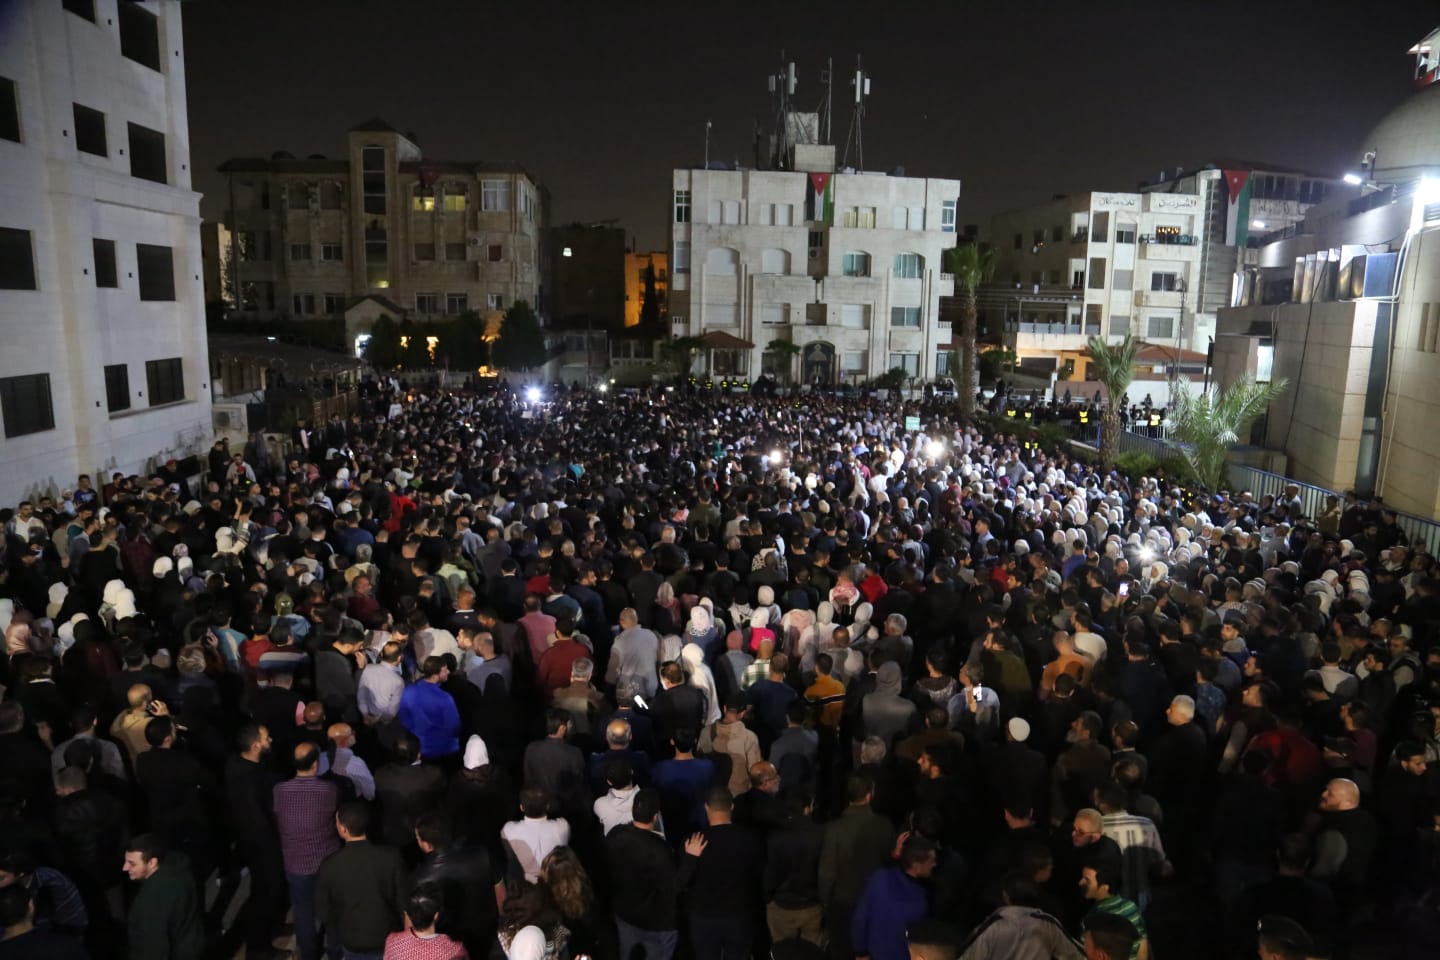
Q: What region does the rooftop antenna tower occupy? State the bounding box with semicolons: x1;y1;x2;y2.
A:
841;55;871;171
818;57;834;147
767;53;797;169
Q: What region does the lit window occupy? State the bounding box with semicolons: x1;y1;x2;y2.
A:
412;186;435;211
481;180;511;212
443;185;467;212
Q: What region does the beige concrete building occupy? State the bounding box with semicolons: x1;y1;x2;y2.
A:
625;251;667;328
1213;28;1440;517
0;0;212;502
218;119;544;355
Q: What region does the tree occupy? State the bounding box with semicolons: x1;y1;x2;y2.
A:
442;310;489;370
978;348;1017;383
638;264;663;332
1085;333;1142;470
492;300;548;371
764;338;802;382
1169;375;1289;490
660;335;704;377
362;314;401;370
944;243;997;421
399;319;432;370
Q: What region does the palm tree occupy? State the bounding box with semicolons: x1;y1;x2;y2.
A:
1169;375;1289;490
1085;333;1142;470
764;338;802;383
944;243;996;420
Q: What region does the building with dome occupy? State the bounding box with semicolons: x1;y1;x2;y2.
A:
1211;27;1440;519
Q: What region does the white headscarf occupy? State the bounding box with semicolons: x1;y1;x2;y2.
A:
463;734;490;770
681;642;722;725
503;926;548;960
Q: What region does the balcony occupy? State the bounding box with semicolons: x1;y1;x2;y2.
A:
1139;234;1197;246
1134;289;1184;307
1004;319;1103;353
1070;230;1088;244
1139;236;1201;261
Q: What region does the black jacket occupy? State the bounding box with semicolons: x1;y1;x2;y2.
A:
411;842;499;951
52;787;127;893
763;815;823;908
605;823;693;931
374;762;446;850
650;685;706;752
684;821;763;918
315;839;409;952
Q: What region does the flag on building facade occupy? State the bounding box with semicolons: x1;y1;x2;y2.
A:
1223;169;1252;247
808;172;833;223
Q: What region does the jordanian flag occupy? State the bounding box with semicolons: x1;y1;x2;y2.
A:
808;172;833;224
1223;169;1252;247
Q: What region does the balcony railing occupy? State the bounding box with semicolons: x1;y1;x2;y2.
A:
1140;234;1198;246
1070;230;1088;243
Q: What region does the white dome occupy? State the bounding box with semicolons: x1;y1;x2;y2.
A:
1363;82;1440;181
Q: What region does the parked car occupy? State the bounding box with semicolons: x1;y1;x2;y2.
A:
925;378;958;400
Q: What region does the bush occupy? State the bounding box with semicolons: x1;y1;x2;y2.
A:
1112;450;1159;478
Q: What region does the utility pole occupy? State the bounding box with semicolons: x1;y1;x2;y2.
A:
1170;279;1187;413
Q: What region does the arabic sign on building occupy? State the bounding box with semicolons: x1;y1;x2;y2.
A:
1091;193;1141;211
1147;194;1200;212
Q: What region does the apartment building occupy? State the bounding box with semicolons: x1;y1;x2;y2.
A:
0;0;212;501
218;119;544;355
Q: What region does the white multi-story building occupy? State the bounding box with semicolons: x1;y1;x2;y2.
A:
668;132;960;384
0;0;211;503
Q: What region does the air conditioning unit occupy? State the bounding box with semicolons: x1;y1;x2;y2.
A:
468;237;481;246
214;411;233;429
808;247;822;259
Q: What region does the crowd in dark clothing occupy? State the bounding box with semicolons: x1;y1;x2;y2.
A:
0;378;1436;960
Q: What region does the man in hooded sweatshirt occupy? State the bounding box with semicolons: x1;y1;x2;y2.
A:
861;662;917;750
851;835;937;960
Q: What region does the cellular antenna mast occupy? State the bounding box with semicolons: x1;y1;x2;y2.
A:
766;52;798;169
841;55;871;171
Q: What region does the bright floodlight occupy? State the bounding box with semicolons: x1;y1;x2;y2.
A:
1251;220;1267;230
1342;172;1363;186
925;439;945;459
1138;546;1155;562
768;449;784;465
526;386;541;403
597;383;608;393
1417;178;1440;206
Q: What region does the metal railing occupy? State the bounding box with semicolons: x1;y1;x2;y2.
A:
1139;235;1198;246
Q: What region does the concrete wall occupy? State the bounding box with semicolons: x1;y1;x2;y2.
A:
0;0;212;502
1379;228;1440;516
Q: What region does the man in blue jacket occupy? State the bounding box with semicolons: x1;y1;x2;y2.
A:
852;835;936;960
399;656;461;767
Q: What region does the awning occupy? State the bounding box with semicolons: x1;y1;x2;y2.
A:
698;330;754;350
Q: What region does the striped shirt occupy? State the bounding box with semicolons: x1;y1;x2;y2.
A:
1101;812;1165;909
1087;896;1146;959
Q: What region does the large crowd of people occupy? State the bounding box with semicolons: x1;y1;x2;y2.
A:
0;378;1435;960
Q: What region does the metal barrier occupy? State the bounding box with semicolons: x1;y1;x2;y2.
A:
1227;463;1440;556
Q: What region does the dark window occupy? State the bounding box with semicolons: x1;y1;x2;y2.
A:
93;238;117;287
104;363;130;412
487;243;502;262
127;122;166;183
0;374;54;437
73;103;106;156
0;228;36;290
145;357;184;405
118;1;161;71
447;242;467;261
0;76;19;143
62;0;95;20
413;243;435;261
135;243;174;300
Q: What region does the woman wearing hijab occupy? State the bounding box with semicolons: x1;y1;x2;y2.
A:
686;604;720;660
680;642;722;725
448;734;517;865
652;582;680;636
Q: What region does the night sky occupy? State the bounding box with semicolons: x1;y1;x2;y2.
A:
184;1;1437;250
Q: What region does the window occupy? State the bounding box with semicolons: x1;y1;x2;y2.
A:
135;243;174;300
145;358;184;406
323;293;346;314
362;146;386;215
858;207;876;228
487;293;504;311
723;200;741;224
673;189;691;223
941;200;957;233
706;200;722;223
1146;315;1174;339
413;243;435;261
412;186;435;212
0;374;53;437
104;364;129;413
415;292;440;314
840;304;869;329
319;181;342;209
1013;233;1023;250
443;185;467;212
1052;225;1064;242
439;242;462;261
0;76;17;143
1116;225;1137;244
118;1;161;71
126;122;166;183
842;252;871;277
759;249;789;275
705;247;738;275
289;243;310;261
888;353;919;377
757;204;774;226
321;242;343;261
291;293;315;315
893;206;908;230
935;351;951;375
1090;212;1109;243
774;204;792;226
893;253;923;278
481;180;511;212
759;304;789;325
1113;269;1133;291
72;103;106;156
1109;313;1131;337
841;351;867;375
1033;229;1046;245
705;303;739;327
808;230;823;249
487;243;502;262
1087;257;1106;290
1072;269;1084;289
286;182;310;209
93;238;117;288
890;307;921;328
447;293;468;315
1150;272;1179;292
1084;304;1103;329
674;241;690;273
63;0;95;21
